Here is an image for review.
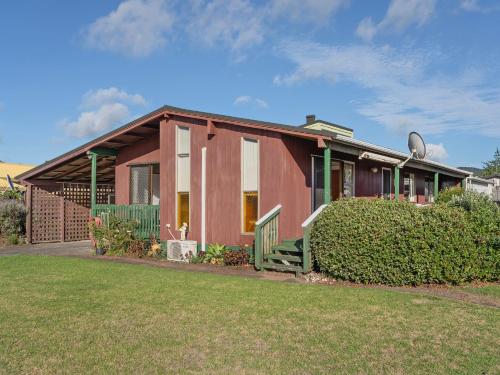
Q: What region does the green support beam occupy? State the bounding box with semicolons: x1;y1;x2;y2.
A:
434;172;439;200
90;152;97;216
394;167;400;201
323;147;331;204
461;178;467;190
90;147;118;157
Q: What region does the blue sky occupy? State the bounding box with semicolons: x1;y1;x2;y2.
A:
0;0;499;168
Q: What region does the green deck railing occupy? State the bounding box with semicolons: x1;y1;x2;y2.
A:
94;204;160;239
254;204;281;270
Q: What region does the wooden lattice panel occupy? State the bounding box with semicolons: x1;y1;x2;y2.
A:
29;183;115;243
96;184;115;204
64;200;90;241
62;183;91;208
31;185;63;243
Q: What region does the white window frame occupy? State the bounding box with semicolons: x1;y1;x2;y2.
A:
176;125;191;228
241;137;260;234
381;167;392;198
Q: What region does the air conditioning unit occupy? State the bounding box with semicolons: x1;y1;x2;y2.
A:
166;240;197;262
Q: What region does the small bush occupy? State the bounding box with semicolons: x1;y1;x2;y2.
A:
127;240;146;257
223;249;249;266
311;199;499;286
204;243;227;265
7;233;22;245
436;186;463;203
89;215;137;256
0;200;27;237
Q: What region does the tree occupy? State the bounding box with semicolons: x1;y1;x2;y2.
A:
481;148;500;177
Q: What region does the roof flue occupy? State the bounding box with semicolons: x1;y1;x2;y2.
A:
306;114;316;125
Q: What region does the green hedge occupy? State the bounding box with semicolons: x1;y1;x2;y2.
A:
310;199;499;285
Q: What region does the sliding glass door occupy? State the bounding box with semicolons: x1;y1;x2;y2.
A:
312;156;355;211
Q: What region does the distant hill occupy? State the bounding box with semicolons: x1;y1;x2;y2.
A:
457;166;483;175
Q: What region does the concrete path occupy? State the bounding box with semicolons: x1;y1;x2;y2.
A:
0;241;92;257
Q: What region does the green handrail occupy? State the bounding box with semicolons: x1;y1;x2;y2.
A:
254;204;281;270
301;204;327;273
94;204;160;239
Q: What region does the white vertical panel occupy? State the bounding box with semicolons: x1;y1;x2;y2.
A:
177;126;190;193
177;126;190;155
177;156;190;192
242;138;258;192
151;173;160;205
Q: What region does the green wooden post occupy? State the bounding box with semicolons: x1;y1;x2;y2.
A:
323;147;331;204
302;226;311;273
254;225;262;270
461;178;467;190
394;167;400;201
90;152;97;217
434;172;439;200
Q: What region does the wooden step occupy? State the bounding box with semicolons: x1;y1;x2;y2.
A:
261;263;303;273
282;238;303;247
272;245;303;254
265;254;302;263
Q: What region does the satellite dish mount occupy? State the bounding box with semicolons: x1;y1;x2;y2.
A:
397;132;426;168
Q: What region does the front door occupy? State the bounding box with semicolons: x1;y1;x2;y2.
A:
312;156;355;211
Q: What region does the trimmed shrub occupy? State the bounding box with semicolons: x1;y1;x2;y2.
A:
435;186;463;204
0;200;27;237
310;199;499;285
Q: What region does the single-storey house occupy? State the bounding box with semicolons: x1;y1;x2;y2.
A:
17;105;471;273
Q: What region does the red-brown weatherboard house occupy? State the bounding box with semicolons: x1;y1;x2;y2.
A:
17;105;471;273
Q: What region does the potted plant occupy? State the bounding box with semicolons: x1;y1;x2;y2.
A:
89;219;108;255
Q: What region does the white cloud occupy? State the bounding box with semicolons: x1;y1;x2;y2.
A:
82;87;146;108
186;0;349;53
356;0;436;42
62;103;130;138
275;40;500;138
187;0;264;51
459;0;499;12
83;0;174;57
356;17;377;43
461;0;481;11
62;87;146;138
268;0;349;23
426;143;448;162
234;95;268;108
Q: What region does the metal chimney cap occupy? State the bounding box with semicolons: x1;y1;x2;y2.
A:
306;114;316;124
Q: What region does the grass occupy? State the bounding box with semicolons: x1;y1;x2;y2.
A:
461;284;500;299
0;256;499;374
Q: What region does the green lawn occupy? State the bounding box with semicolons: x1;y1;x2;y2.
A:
461;285;500;299
0;256;498;374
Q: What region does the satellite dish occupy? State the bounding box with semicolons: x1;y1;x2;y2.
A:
408;132;426;160
397;131;426;168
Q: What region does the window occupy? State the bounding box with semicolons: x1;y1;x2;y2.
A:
242;138;259;233
130;164;160;204
403;172;416;202
382;168;392;199
177;126;190;227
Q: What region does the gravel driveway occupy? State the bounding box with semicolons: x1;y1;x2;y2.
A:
0;241;92;257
